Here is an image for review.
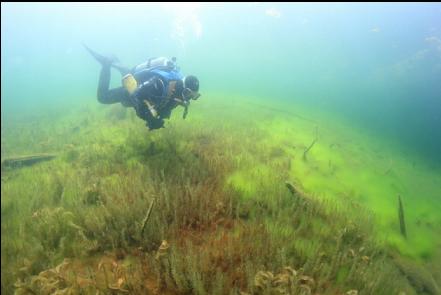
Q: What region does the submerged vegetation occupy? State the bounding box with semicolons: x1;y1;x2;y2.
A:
2;96;440;294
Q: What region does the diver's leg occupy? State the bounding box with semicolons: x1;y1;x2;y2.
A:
97;64;130;105
84;44;129;76
97;64;112;103
86;44;132;106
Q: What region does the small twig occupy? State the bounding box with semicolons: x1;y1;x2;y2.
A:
285;181;308;202
102;264;109;290
303;126;318;160
141;197;156;236
398;195;407;239
108;285;129;293
285;181;297;196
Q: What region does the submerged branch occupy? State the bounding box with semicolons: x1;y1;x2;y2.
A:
303;126;318;160
285;181;308;202
398;195;407;239
1;153;57;169
141;197;156;236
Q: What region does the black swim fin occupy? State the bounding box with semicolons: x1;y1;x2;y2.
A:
112;63;130;76
83;43;117;65
83;43;130;75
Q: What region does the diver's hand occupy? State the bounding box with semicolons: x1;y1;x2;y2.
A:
132;98;154;127
146;117;165;131
174;98;190;108
130;92;151;121
131;95;164;130
183;105;189;119
173;98;190;119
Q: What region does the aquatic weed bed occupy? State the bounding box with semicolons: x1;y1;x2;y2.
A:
2;99;440;294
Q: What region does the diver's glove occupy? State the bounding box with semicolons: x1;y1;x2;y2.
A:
146;117;165;131
173;98;190;119
130;92;163;130
183;104;189;119
129;88;159;122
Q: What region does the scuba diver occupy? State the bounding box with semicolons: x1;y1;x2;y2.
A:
85;45;200;130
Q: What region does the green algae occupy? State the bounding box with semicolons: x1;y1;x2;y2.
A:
1;95;440;294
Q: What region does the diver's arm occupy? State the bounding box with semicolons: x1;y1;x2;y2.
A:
173;97;187;106
130;76;165;124
183;105;189;119
172;98;190;119
132;76;164;103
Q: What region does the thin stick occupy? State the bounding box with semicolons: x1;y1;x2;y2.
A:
141;197;156;236
398;195;407;239
102;264;109;290
285;181;298;196
303;126;318;160
285;181;308;201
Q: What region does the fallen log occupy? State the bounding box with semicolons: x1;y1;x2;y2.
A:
1;154;56;169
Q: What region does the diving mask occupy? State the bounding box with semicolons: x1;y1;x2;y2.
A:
182;87;201;101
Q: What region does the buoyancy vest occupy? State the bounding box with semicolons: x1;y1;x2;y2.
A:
132;59;184;100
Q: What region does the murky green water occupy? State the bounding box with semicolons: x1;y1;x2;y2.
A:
2;3;440;294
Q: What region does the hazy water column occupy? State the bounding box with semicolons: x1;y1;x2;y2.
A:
2;3;440;164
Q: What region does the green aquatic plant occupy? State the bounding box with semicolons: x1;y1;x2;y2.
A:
392;254;441;295
105;104;128;122
1;99;440;295
248;266;314;295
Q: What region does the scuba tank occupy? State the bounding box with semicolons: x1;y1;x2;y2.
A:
122;56;178;97
130;56;182;98
133;57;178;73
131;57;183;101
122;57;183;120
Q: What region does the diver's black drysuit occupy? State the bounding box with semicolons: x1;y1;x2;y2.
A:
97;63;132;106
85;44;192;130
96;63;179;130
